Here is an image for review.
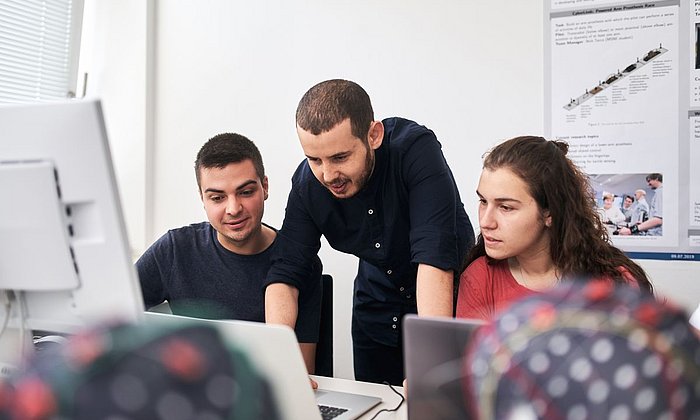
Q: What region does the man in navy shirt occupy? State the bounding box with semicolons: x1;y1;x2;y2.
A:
265;79;474;385
137;133;322;373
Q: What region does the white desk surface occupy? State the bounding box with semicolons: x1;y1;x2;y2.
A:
311;375;408;420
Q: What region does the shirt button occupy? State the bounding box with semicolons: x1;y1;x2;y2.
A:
375;242;381;248
392;324;397;329
393;316;398;322
368;209;374;215
399;286;405;292
387;269;392;275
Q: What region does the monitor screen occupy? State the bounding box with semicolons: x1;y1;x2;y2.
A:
0;100;144;361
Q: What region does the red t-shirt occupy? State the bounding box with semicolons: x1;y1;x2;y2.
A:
456;256;639;321
456;257;533;321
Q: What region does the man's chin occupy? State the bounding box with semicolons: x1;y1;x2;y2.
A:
328;188;358;200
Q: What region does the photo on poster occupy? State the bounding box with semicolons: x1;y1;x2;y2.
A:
588;172;664;238
692;4;700;107
696;23;700;70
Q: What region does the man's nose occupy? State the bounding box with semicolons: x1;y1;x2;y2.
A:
321;163;337;183
226;196;242;215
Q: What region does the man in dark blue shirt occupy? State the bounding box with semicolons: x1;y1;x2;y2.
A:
265;80;474;385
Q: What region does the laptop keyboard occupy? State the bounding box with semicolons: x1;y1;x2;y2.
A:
318;404;348;419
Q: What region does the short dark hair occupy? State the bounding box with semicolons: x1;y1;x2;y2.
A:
295;79;374;140
194;133;265;191
646;173;663;182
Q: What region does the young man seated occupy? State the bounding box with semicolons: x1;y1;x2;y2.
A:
136;133;322;372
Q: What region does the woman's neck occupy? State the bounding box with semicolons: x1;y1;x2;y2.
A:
509;254;559;291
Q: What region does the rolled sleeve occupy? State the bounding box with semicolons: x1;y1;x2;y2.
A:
403;133;460;271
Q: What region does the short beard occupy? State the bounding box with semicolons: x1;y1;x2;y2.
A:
337;143;374;200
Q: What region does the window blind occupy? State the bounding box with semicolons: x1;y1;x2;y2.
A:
0;0;83;103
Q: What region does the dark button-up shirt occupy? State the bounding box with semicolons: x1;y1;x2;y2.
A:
267;117;474;346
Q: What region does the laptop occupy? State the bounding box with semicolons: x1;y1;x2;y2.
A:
403;315;484;420
143;312;381;420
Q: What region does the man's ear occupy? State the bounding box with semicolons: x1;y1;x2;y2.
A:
262;176;269;200
367;120;384;150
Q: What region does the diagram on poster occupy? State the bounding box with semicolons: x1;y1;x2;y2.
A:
563;44;667;110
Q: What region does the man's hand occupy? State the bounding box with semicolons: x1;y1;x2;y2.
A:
618;227;632;236
416;264;454;317
618;217;662;236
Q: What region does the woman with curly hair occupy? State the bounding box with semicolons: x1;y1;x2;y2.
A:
457;136;652;321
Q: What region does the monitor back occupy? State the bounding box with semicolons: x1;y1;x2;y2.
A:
0;99;144;334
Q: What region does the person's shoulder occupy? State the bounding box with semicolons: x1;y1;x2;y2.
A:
467;255;489;269
262;223;279;248
159;222;214;247
463;256;491;278
382;117;443;168
290;158;314;184
167;221;211;236
472;256;507;270
139;222;211;264
467;257;512;282
383;117;436;145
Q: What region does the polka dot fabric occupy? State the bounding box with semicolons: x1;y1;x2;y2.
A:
0;322;280;420
465;282;700;420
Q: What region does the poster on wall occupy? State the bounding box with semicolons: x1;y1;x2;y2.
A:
546;0;700;260
689;1;700;247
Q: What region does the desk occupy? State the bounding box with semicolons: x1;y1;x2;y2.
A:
311;375;408;420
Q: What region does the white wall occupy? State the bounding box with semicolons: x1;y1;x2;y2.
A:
78;0;152;255
82;0;700;380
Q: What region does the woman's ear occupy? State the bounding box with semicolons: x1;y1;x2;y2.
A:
544;211;552;228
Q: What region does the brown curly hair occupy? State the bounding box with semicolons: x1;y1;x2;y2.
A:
465;136;652;293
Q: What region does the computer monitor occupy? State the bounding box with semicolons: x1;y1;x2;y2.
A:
0;99;144;364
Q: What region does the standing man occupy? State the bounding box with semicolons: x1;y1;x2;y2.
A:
265;79;474;385
136;133;322;373
632;189;650;224
620;173;663;236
